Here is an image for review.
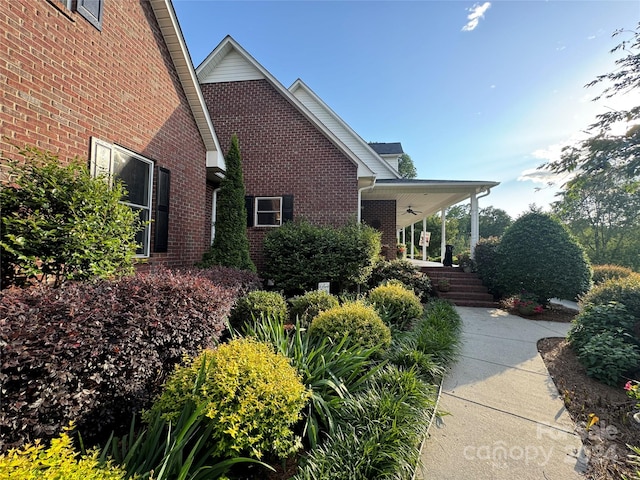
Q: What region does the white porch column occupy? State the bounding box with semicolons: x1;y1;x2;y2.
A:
410;222;415;260
422;217;427;261
470;193;479;258
440;208;446;261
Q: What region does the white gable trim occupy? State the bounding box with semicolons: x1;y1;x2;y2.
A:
196;36;375;180
290;79;401;180
149;0;225;170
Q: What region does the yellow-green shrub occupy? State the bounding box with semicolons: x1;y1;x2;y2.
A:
145;338;310;460
309;301;391;351
369;281;423;330
592;264;637;285
0;427;126;480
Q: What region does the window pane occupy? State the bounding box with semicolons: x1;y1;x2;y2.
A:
114;151;150;207
257;212;280;226
257;198;280;211
133;207;150;256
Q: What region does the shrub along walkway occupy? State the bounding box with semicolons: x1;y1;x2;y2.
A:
416;306;586;479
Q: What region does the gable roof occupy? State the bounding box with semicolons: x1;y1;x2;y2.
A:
289;80;401;180
369;142;404;155
148;0;224;171
196;35;376;184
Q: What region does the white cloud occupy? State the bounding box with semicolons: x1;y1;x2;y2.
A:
462;2;491;32
518;168;561;185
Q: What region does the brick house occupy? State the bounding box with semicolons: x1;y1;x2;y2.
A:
197;36;499;269
0;0;225;270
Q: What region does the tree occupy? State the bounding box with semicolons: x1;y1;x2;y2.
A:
479;206;512;238
1;145;139;288
496;210;592;304
200;135;255;271
398;153;417;179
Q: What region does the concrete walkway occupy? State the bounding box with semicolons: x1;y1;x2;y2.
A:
417;307;587;480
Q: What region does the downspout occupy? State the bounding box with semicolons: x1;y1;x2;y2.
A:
211;187;221;245
357;177;377;224
470;188;492;257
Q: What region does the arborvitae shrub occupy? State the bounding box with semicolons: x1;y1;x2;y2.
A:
368;281;423;330
309;301;391;351
0;269;236;452
145;339;310;460
0;427;127;480
496;211;592;303
367;259;432;300
591;265;638;286
288;290;339;327
229;290;288;331
263;220;381;296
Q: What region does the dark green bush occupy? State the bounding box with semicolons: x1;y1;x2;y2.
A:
288;290;339;327
263;220;381;296
0;269;235;453
568;303;637;352
580;275;640;320
474;237;503;297
592;264;637;285
366;259;432;299
0;145;140;288
228;290;288;331
368;281;423;330
309;301;391;351
144;339;309;460
496;211;592;304
574;331;640;386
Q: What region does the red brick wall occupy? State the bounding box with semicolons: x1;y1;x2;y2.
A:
201;79;359;270
362;200;397;260
0;0;211;269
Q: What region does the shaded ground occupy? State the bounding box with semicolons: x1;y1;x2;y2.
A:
505;302;640;479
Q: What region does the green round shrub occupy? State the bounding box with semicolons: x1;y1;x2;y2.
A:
308;301;391;351
368;281;423;330
580;275;640;319
0;428;127;479
145;338;309;460
229;290;288;331
367;259;432;300
496;211;592;303
474;237;502;298
568;303;637;352
288;290;339;327
574;331;640;386
592;264;637;285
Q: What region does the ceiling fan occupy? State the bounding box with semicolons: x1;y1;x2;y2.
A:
403;206;422;216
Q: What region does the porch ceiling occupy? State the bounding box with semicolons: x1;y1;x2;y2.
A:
362;179;500;230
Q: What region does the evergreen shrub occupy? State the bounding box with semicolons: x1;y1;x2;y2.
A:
368;281;423;330
308;301;391;351
474;237;502;297
0;269;235;452
0;145;140;288
263;220;381;296
288;290;339;327
496;211;592;303
367;259;432;300
580;275;640;320
145;339;310;460
592;264;637;285
229;290;288;331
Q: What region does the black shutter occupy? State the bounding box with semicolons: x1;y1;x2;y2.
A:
77;0;104;30
154;168;170;252
282;195;294;223
245;195;254;227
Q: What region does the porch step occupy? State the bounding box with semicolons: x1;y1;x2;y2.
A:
421;267;498;308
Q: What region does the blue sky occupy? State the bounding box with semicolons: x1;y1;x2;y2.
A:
173;0;640;218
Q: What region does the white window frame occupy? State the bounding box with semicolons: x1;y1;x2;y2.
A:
90;138;154;258
255;196;282;227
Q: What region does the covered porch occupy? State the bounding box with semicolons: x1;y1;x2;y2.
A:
360;178;500;261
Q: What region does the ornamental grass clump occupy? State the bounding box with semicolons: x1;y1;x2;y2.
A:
308;301;391;351
144;339;310;460
369;281;424;330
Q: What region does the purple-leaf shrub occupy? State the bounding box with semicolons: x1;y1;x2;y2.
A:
0;269;237;452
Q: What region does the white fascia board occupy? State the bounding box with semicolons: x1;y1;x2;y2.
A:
149;0;223;164
290;79;400;179
197;36;373;178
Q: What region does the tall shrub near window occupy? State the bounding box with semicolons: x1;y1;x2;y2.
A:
200;135;255;272
0;145;139;288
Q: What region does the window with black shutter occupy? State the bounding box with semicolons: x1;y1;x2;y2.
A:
154;168;170;252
